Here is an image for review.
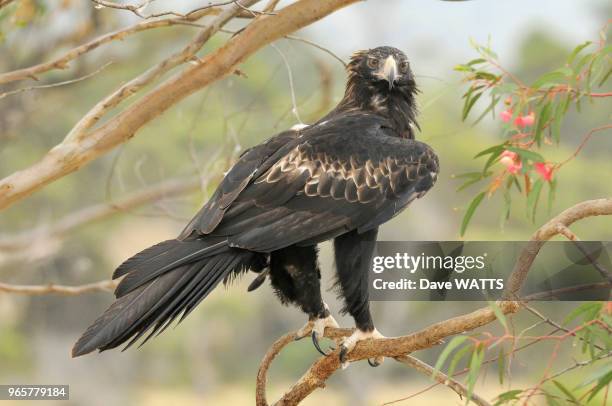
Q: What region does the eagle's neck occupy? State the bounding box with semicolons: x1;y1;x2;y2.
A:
328;76;419;139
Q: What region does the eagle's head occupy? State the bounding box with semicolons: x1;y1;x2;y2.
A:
334;46;419;139
347;46;415;92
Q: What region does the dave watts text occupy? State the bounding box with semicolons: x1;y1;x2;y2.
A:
372;278;504;290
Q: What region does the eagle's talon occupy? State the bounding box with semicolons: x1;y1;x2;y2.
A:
339;344;349;364
295;320;314;341
338;328;385;368
296;311;339;352
312;331;331;356
368;357;384;367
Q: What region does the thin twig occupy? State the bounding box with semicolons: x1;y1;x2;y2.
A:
285;35;346;67
521;282;611;301
0;62;113;100
521;303;605;351
0;9;216;86
540;350;612;385
90;0;241;19
394;355;492;406
270;43;303;125
556;124;612;169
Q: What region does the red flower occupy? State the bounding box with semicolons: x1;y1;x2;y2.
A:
515;111;535;128
500;150;522;174
500;109;513;123
507;160;522;174
534;162;553;182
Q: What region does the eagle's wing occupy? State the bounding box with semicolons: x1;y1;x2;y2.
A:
185;113;438;252
179;129;301;238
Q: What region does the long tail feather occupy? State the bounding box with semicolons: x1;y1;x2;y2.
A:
72;238;259;357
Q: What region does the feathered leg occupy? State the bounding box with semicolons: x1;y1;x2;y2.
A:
334;227;385;367
269;245;338;355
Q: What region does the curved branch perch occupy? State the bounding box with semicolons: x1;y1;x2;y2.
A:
256;302;519;406
257;198;612;405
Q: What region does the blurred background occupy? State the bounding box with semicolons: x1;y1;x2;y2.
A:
0;0;611;405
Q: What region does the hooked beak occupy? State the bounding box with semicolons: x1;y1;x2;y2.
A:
382;55;398;90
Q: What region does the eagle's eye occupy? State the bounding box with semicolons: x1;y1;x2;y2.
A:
399;61;409;72
367;58;379;69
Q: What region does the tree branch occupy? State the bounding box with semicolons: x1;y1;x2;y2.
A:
0;279;118;296
0;0;15;10
0;175;200;252
0;0;359;211
257;302;519;406
504;198;612;299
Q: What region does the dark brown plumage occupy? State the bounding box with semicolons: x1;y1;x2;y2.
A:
72;46;439;363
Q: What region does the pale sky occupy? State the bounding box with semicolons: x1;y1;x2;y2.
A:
301;0;606;77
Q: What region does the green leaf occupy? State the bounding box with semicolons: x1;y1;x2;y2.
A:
474;71;500;82
563;303;602;325
512;176;522;192
552;380;579;403
466;346;485;403
550;101;565;143
497;347;506;385
526;179;544;222
490;82;518;95
568;41;592;65
576;365;612;389
433;335;469;379
463;91;483;120
454;64;475;73
488;301;508;329
534;102;552;146
574;52;594;76
501;189;512;223
447;344;472;379
456;171;493;192
483;148;505;173
547;178;557;214
474;144;505;159
598;65;612;87
473;94;500;125
505;146;544;163
561;93;572;114
588;369;612;401
461;192;486;236
468;58;487;66
543;390;563;406
531;68;572;89
494;389;523;405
